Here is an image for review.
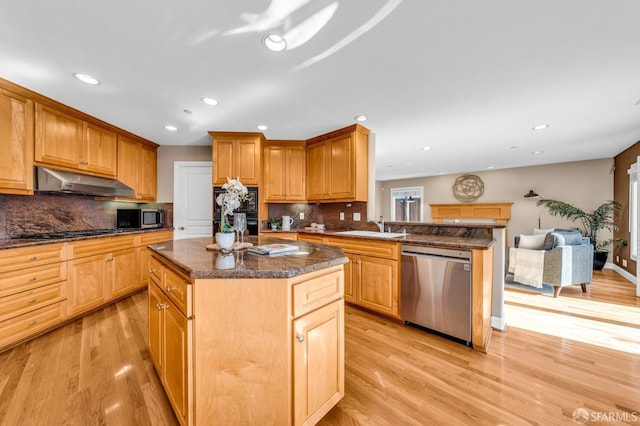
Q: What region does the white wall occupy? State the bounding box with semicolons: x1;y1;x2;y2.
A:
378;158;615;245
157;145;212;202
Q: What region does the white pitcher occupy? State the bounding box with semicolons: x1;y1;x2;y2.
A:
282;215;294;230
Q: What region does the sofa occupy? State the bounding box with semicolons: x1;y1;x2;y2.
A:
506;229;594;297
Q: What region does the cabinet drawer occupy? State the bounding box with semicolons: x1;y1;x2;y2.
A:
0;301;66;350
292;268;343;318
139;231;174;246
0;262;67;298
0;243;66;274
0;281;66;322
149;255;164;286
69;235;135;258
324;237;399;260
164;267;192;317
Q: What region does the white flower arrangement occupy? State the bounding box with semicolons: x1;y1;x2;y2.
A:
216;177;251;233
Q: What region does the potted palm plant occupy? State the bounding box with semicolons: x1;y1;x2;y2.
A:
537;199;627;270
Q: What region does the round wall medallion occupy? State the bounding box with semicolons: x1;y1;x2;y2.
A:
452;174;484;202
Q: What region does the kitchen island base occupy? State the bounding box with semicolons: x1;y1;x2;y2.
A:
149;246;345;426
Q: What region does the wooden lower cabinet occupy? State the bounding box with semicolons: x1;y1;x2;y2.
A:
109;247;138;299
67;254;107;316
293;300;344;426
325;237;401;319
355;255;399;318
0;243;67;351
163;298;192;424
149;255;344;426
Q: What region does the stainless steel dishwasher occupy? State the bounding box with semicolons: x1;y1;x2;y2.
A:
401;245;472;345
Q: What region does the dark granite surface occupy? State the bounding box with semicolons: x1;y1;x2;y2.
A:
0;227;174;250
148;236;348;279
262;222;498;250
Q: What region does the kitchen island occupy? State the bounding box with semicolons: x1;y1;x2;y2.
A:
147;236;348;426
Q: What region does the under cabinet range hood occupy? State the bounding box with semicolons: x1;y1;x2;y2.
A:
36;167;135;197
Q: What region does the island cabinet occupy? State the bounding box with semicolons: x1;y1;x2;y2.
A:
0;87;34;195
263;141;306;202
0;243;68;351
306;124;369;202
209;131;263;186
137;230;174;286
117;135;158;201
34;103;117;178
148;253;344;426
67;235;138;316
325;237;401;320
148;259;193;426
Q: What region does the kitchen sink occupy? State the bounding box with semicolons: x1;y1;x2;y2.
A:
333;230;406;238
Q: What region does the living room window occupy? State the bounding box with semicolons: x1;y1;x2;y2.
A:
390;187;423;222
629;163;637;261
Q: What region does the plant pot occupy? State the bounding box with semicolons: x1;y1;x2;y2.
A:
215;232;235;249
593;250;608;270
215;253;235;269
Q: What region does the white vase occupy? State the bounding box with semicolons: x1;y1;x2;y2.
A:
216;253;235;269
215;232;235;249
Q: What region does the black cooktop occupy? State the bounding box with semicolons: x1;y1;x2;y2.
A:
16;229;124;239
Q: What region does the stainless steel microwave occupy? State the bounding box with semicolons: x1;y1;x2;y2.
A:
117;209;164;229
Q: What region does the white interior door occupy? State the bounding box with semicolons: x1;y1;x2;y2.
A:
174;161;212;240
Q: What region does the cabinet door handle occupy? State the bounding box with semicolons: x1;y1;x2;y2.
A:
166;286;174;292
296;334;305;343
29;298;37;303
28;320;36;326
156;303;167;311
30;256;37;261
30;276;37;281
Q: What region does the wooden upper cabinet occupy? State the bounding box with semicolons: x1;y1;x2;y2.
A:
0;87;34;195
35;103;83;170
306;124;369;202
117;136;157;201
83;123;117;176
210;131;263;186
263;141;306;202
35;103;117;177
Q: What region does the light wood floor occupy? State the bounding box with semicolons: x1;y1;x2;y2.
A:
1;269;638;425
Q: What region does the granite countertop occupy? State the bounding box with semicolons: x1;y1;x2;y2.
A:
262;228;495;250
0;227;174;250
148;236;348;279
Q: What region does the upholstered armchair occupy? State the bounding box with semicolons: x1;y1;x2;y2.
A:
507;229;594;297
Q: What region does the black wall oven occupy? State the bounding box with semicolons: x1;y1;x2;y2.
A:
213;186;259;235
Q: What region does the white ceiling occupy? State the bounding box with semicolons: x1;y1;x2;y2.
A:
1;0;639;181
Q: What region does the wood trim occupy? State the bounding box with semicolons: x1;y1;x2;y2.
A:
430;202;513;224
471;246;494;353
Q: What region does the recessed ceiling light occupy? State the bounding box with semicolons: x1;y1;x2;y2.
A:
257;125;268;131
354;115;368;122
73;73;100;85
183;109;193;115
262;34;287;52
532;124;549;131
423;146;432;151
165;125;178;131
531;150;544;155
510;146;518;149
487;165;495;169
201;97;219;106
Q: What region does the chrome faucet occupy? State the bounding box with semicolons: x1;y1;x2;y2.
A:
376;216;385;233
367;216;385;232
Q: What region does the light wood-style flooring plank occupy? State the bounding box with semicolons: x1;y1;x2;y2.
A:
0;270;638;425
